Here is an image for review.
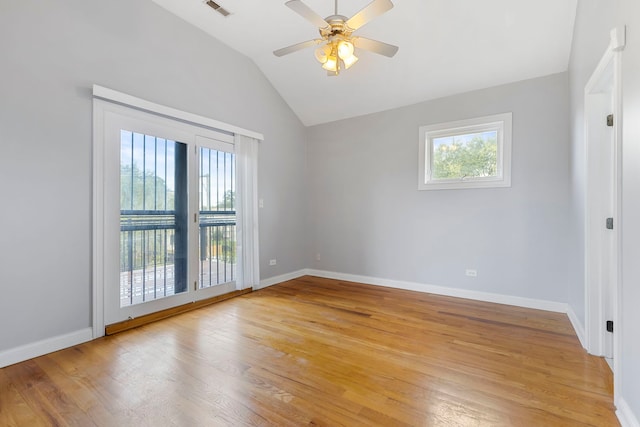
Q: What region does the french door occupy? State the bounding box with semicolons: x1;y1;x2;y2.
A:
101;104;238;325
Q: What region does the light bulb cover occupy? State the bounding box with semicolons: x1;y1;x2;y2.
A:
322;55;338;72
337;40;355;60
314;44;332;64
342;54;359;69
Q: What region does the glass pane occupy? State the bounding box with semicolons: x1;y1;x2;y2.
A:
199;147;236;288
120;131;188;307
431;130;498;180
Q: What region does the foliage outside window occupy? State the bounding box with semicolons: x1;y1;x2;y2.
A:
418;113;512;190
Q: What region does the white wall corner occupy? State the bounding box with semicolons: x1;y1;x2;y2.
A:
617;398;640;427
305;269;568;313
567;305;587;349
256;269;310;290
0;328;93;369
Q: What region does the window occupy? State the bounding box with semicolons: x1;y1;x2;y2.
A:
418;113;512;190
119;132;189;306
198;145;237;289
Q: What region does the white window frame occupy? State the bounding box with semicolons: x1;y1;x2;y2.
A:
418;113;512;190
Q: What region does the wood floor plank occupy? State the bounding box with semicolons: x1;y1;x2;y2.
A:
0;369;49;427
0;276;619;426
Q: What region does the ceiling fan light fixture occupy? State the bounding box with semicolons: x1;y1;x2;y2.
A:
274;0;398;76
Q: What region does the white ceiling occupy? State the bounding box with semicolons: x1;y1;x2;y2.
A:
151;0;578;126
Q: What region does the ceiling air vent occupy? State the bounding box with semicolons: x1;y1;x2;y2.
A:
206;0;231;17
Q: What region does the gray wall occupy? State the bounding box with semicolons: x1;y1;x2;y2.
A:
0;0;308;352
307;73;571;302
569;0;640;420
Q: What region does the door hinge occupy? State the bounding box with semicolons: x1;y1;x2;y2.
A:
606;217;614;230
607;114;614;127
606;320;614;333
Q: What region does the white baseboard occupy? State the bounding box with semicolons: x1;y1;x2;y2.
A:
259;269;583;340
566;305;587;349
305;269;568;313
0;328;93;368
0;270;574;369
617;398;640;427
256;269;309;290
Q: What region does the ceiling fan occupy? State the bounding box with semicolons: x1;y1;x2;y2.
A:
273;0;398;76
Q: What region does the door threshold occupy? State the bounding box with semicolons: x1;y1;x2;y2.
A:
105;288;252;335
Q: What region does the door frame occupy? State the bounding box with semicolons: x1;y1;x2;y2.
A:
584;26;625;403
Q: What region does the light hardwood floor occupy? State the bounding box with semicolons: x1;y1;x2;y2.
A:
0;276;618;426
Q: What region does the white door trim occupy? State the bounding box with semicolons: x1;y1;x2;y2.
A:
584;26;625;404
92;85;264;141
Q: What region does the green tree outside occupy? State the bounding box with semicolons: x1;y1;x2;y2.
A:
121;164;237;272
433;135;497;179
121;164;174;210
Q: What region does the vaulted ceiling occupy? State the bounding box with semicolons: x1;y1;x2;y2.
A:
151;0;578;126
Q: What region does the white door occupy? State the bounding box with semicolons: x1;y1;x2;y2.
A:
193;136;238;294
599;105;615;362
585;55;618;363
101;104;237;325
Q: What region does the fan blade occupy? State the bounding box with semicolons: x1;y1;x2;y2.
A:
352;37;398;57
285;0;330;30
273;39;323;57
345;0;393;31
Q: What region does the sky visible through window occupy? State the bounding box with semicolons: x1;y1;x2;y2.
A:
432;130;497;151
120;130;176;205
199;146;235;211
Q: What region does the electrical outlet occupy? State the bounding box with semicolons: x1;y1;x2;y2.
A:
259;198;264;208
465;269;477;277
316;253;321;261
269;259;277;266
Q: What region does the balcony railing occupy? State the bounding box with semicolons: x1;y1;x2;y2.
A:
120;211;236;307
199;211;236;288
